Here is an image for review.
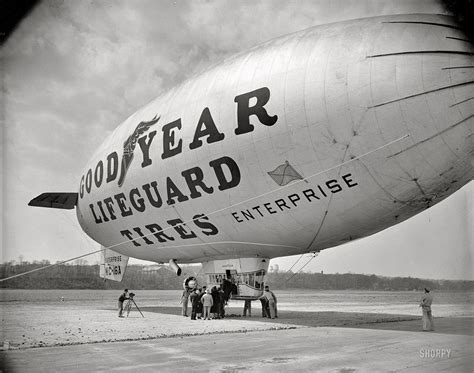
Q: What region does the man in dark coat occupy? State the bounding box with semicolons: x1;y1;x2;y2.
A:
211;286;220;319
190;289;200;320
197;287;206;319
118;289;129;318
218;287;226;318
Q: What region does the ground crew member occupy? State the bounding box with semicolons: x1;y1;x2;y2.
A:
218;286;226;318
259;286;276;319
260;297;269;317
190;289;200;320
243;299;252;317
266;286;278;318
201;288;214;320
211;286;219;319
180;288;190;317
419;288;434;331
197;286;206;319
118;289;129;318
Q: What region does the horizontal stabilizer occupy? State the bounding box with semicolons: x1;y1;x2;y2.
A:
28;192;78;210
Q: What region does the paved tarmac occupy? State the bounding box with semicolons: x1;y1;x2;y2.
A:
2;319;473;372
1;294;473;372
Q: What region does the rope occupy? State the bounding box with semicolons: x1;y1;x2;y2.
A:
284;254;305;275
0;249;103;282
285;252;319;283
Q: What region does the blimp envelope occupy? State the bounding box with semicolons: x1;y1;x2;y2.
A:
30;14;472;270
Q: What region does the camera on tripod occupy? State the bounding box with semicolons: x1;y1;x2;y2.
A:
123;292;143;318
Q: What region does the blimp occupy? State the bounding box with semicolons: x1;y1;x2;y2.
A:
29;13;473;300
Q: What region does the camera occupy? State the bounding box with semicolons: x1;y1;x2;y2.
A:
129;292;135;298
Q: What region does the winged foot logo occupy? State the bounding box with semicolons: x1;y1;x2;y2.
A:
118;115;161;187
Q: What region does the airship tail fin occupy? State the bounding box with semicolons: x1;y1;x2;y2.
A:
28;192;78;210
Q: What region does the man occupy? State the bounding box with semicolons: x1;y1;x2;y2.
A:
118;289;129;318
259;297;268;317
211;286;220;319
419;288;435;331
259;286;276;319
243;299;252;317
180;288;190;317
197;286;206;319
218;286;226;319
190;289;200;320
266;286;278;318
201;288;214;320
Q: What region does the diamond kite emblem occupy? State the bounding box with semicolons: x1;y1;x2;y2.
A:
267;161;305;186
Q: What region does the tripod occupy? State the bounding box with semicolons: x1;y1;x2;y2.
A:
124;296;144;318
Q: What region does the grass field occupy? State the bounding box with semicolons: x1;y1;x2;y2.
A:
1;289;473;316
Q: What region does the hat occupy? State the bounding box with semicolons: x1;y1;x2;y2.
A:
124;289;128;292
424;288;430;293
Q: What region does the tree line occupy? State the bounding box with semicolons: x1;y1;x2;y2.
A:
265;272;473;291
0;262;189;290
0;262;472;291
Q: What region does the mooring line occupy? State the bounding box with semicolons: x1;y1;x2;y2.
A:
0;249;103;282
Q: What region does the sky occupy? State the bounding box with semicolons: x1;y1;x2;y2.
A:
2;0;472;280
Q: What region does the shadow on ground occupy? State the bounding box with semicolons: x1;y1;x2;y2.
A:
348;316;474;336
121;305;474;336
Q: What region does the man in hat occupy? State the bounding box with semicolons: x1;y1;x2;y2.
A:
265;285;278;318
190;288;200;320
201;288;214;320
259;286;276;319
419;288;434;331
118;289;129;318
